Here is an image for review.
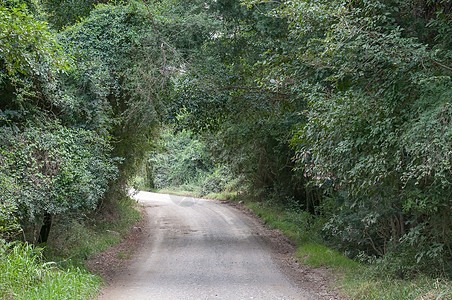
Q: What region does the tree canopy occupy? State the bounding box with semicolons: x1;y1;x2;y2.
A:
1;0;451;278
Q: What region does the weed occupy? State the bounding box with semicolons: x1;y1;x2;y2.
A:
117;248;134;260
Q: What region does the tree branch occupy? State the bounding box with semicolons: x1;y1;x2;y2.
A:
221;85;292;97
428;57;452;72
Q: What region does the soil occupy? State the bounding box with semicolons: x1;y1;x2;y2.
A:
223;200;345;299
85;208;147;283
86;194;346;299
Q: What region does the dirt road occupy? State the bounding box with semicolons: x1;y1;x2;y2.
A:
98;192;338;299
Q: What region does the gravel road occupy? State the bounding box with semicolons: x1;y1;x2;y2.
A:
98;191;329;300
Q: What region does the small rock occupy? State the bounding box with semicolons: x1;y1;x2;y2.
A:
132;226;142;233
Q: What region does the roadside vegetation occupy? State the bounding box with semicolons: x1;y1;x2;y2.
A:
1;0;451;299
147;129;452;299
44;196;141;266
1;1;158;296
0;241;100;300
0;194;140;299
245;200;452;300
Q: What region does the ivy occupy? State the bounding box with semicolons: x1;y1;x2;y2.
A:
0;122;117;228
0;1;68;75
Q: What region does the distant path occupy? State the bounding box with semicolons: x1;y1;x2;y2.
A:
98;191;335;299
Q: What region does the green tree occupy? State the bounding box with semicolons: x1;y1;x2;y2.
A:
269;0;452;276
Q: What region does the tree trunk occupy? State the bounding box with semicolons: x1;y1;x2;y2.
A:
38;213;52;244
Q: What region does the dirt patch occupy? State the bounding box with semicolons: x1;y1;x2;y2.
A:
222;199;346;300
85;208;147;283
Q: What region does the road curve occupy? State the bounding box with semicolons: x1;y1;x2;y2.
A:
99;191;316;300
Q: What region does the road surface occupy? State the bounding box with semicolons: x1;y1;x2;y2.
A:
99;191;324;299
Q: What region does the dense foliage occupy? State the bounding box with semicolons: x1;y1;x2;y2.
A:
1;0;450;284
0;1;104;242
0;1;173;242
150;130;213;188
165;0;452;278
148;129;236;196
280;0;452;277
1;123;116;225
168;0;309;205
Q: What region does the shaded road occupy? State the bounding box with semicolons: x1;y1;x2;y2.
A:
99;192;320;299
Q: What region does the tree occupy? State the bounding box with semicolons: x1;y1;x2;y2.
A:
0;1;117;243
270;0;452;275
0;2;67;75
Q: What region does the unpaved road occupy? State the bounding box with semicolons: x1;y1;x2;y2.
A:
98;192;338;300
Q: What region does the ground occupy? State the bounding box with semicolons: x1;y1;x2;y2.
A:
86;192;344;299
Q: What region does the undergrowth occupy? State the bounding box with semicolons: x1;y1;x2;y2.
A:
0;241;100;299
0;193;141;299
45;195;141;266
244;200;452;300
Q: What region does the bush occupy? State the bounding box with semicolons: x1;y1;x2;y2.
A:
150;129;214;189
0;123;117;238
200;165;235;196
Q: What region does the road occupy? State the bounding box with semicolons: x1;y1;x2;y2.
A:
98;191;325;300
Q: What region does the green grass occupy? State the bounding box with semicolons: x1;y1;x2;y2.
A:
296;243;360;270
245;201;322;244
152;187;200;198
343;274;452;300
0;241;101;299
152;187;242;203
45;196;141;265
141;188;452;299
242;200;452;300
205;190;240;201
0;194;142;299
117;248;134;259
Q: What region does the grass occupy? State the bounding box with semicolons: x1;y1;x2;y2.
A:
343;274;452;300
296;243;360;270
242;199;452;300
205;190;240;201
152;187;200;198
45;195;141;265
117;248;135;260
0;241;101;299
0;194;142;299
152;187;241;202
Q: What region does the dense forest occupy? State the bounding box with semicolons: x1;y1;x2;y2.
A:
0;0;451;297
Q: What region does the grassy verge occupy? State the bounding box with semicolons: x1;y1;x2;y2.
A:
343;274;452;300
0;195;141;299
45;195;141;265
245;200;451;300
0;241;100;299
152;187;240;201
139;188;452;299
151;187;200;198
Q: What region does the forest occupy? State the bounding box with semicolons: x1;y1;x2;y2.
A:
0;0;451;298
